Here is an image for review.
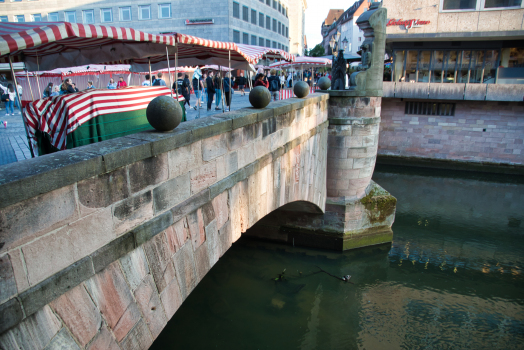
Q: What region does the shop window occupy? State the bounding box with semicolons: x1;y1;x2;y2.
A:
442;0;477;10
498;48;524;84
417;51;432;82
484;0;522;8
405;101;456;116
443;51;459;83
405;51;418;82
457;51;471;83
431;51;444;83
483;50;499;83
469;50;485;83
393;50;405;82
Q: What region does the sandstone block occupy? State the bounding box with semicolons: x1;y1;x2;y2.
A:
212;191;229;230
216;151;239;181
0;254;16;302
168;141;202;179
159;276;182;320
119;247;150;292
133;275;167;340
165;218;190;255
242;123;260;145
202;133;229;161
171;189;210;224
132;210;173;247
187;209;206;250
237;142;256;168
190;162;218;195
50;285;101;347
201;202;216;227
118;319;153;350
128;154;169;193
143;233;176;294
8;249;29;293
153;173;191;214
193;242;211;282
218;220;233;257
84;262;141;342
43;327;81;350
91;232;135;274
205;220;220;268
113;191;154;235
173;242;198;300
77;167;128;214
229;128;243;150
86;326;120;350
0;185;77;254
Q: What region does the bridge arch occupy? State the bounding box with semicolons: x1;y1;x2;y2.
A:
0;94;328;348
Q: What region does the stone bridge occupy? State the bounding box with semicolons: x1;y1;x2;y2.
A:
0;91;394;348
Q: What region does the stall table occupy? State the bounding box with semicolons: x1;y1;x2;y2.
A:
23;86;185;155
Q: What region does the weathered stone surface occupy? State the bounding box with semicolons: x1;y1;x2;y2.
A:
395;82;428;99
205;220;220;268
153;173;191;214
50;285;101;347
229;129;243;150
216;152;239;181
84;262;141;342
218;220;233;258
91;232;135;274
229;179;249;242
382;81;395;97
167;141;202;179
190;162;218;195
119;247;149;292
193;242;211;282
202;133;229;161
0;298;24;337
0;254;16;302
8;249;29;293
77;167;128;212
0;185;77;253
86;326;120;350
187;209;206;250
128;154;169;193
19;256;95;318
119;317;152;350
127;127;192;157
201;202;216;227
43;327;81;350
464;83;487;100
143;233;176;294
159;276;182;320
212;191;229;230
22;207;113;286
486;83;524;101
173;242;198;300
165;218;190;255
113;190;154;235
429;83;465;100
132;210;173;247
133;275;167;340
171;189;210;224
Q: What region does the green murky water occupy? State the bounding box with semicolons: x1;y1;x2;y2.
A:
151;166;524;350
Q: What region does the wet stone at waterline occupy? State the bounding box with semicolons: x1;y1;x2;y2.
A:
293;81;309;98
146;95;183;132
318;77;331;90
249;86;271;109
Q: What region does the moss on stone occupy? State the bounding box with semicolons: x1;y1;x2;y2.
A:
342;230;393;250
360;186;397;224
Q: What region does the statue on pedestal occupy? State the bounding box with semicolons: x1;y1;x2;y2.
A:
332;49;347;90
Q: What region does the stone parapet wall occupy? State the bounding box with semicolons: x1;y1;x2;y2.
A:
0;94;328;349
379;98;524;166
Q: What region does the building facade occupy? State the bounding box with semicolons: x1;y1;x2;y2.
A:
0;0;290;51
288;0;307;56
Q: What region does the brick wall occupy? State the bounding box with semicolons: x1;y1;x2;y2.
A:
0;94;328;349
379;98;524;165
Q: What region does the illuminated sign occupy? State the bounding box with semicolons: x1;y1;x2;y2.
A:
387;19;430;29
186;18;214;25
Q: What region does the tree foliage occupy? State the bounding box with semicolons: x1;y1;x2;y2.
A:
307;44;325;57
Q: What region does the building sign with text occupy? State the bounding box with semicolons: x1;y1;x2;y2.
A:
186;18;214;25
387;19;430;30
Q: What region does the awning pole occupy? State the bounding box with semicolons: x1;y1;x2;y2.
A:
220;66;225;113
35;53;42;97
148;57;152;87
175;43;179;100
198;68;201;119
166;47;173;98
9;56;35;158
228;50;231;112
25;70;35;101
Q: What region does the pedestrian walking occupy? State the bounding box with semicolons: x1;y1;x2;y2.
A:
0;83;16;115
268;69;280;101
192;72;204;110
153;72;167;86
206;71;216;111
224;72;233;109
237;73;246;96
182;74;191;108
214;72;222;110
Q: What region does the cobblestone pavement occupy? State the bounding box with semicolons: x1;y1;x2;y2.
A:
0;89;272;166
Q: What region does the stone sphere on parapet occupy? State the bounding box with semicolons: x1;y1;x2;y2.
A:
249;86;271;108
293;81;310;98
146;95;183;132
318;77;331;90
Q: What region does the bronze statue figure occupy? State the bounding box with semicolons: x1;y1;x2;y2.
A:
332;49;346;90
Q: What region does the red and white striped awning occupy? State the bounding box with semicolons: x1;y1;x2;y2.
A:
0;22;176;71
269;56;331;69
236;44;295;63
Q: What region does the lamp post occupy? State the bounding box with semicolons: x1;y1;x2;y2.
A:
342;37;348;52
329;36;336;57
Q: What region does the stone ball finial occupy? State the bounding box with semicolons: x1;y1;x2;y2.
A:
249;86;271;108
293;81;310;98
318;77;331;90
146;95;183;132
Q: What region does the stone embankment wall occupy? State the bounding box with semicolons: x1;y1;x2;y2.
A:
0;94;328;349
379;98;524;167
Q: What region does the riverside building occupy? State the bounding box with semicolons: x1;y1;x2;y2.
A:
0;0;291;51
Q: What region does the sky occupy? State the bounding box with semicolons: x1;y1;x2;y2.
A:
304;0;358;49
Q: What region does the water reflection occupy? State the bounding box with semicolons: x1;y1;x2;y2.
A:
150;166;524;350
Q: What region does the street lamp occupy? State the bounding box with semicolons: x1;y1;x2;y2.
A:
329;36;336;56
342;37;348;52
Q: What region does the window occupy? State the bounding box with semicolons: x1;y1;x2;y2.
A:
14;15;25;22
259;37;264;46
286;26;288;37
273;18;277;32
31;14;42;22
278;2;281;11
251;35;257;45
442;0;477;10
243;32;249;44
272;41;277;48
0;16;8;22
243;6;249;21
101;8;112;23
139;5;151;20
278;21;281;34
120;7;131;21
83;10;94;24
65;11;76;22
251;9;257;24
278;43;281;49
484;0;521;7
233;30;240;43
266;15;271;29
233;2;240;18
266;0;271;5
259;13;264;27
405;101;456;116
48;12;59;21
273;0;277;9
159;4;171;18
266;39;271;47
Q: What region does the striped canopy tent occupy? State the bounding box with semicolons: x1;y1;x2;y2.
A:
0;22;176;71
122;33;257;72
269;56;331;69
236;44;295;64
14;64;133;78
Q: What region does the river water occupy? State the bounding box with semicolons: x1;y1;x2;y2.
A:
151;166;524;350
